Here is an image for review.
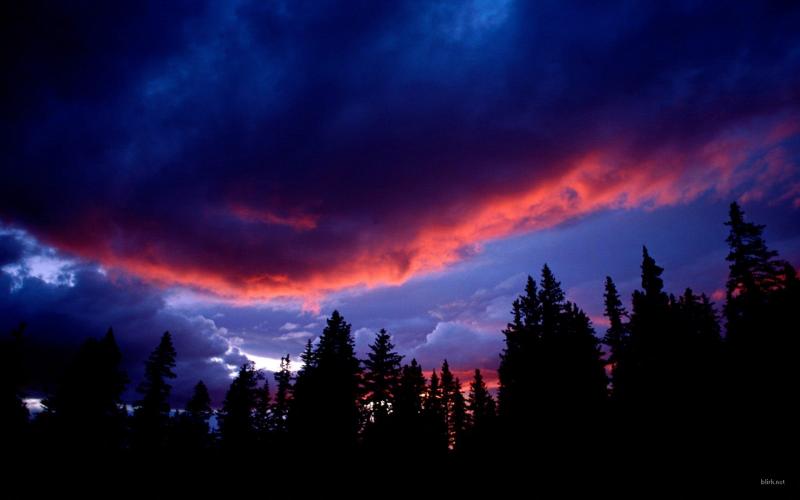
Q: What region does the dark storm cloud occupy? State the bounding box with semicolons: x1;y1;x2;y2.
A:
1;1;799;300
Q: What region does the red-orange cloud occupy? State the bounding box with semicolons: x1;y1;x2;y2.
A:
36;116;800;305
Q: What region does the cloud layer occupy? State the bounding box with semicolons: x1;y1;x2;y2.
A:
2;1;799;302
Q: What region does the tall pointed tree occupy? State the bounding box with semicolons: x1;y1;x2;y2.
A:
133;331;177;449
174;380;213;451
363;329;403;423
218;361;263;450
722;202;798;450
254;377;271;444
271;355;292;434
463;368;496;454
603;276;630;401
627;246;672;405
467;369;496;427
42;328;128;450
423;369;447;453
440;360;466;450
290;311;361;453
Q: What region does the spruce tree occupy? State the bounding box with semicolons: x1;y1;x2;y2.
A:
627;247;671;405
218;361;263;450
363;329;403;423
467;369;495;427
174;380;213;451
42;328;128;450
133;331;177;449
271;355;292;434
603;276;630;401
290;311;361;453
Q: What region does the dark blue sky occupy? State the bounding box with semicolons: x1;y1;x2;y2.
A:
2;0;799;402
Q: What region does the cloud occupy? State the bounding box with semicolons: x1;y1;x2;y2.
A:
410;321;503;373
0;231;250;406
1;1;799;303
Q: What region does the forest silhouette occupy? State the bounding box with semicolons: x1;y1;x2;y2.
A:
1;202;797;488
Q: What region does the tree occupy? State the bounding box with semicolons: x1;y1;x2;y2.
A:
498;274;541;422
467;369;496;427
271;355;292;434
539;264;565;340
463;368;496;454
173;380;213;451
440;360;466;450
42;328;128;450
422;369;447;453
602;276;630;401
186;381;212;425
724;201;793;344
254;376;271;445
218;362;263;450
363;329;403;424
722;202;799;464
290;311;361;453
133;331;177;449
627;247;672;405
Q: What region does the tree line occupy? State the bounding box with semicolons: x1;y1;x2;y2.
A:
1;202;797;477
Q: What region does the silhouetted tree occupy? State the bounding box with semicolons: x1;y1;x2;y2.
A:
462;368;496;454
271;355;292;435
173;380;213;451
440;360;466;450
498;275;541;423
186;381;212;428
627;247;672;405
133;331;177;449
363;329;403;423
603;276;631;401
388;359;427;455
290;311;361;454
218;361;263;451
467;369;495;426
422;369;447;454
42;328;128;450
254;377;271;446
722;202;799;471
672;288;722;407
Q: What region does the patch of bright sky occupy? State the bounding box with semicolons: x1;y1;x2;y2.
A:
1;229;77;290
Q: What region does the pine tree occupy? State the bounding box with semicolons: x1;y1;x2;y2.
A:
133;331;177;449
271;355;292;434
290;311;361;453
423;369;447;453
218;361;263;450
42;328;128;450
603;276;630;401
396;359;425;419
498;274;541;422
174;380;213;451
254;377;271;445
185;380;212;424
363;329;403;423
724;202;792;343
627;247;671;405
467;369;496;428
539;264;565;339
391;359;427;455
440;360;466;450
722;202;799;452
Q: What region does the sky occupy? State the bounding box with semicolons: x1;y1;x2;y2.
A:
2;0;799;405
